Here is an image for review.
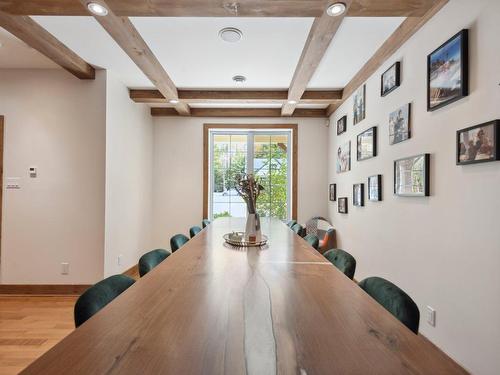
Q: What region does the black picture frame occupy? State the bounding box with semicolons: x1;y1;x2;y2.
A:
337;115;347;135
456;120;500;165
368;174;382;201
394;154;430;197
338;197;348;214
357;126;377;161
353;183;364;207
329;184;337;201
353;84;366;125
381;61;401;97
427;29;469;111
389;103;411;145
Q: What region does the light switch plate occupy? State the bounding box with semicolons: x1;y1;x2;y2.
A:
427;306;436;327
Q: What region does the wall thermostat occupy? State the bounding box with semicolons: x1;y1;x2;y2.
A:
29;167;37;178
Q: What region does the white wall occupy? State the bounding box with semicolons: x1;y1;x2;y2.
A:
151;117;329;249
104;72;154;276
0;69;106;284
328;1;500;374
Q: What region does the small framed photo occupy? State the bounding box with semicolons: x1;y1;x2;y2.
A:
353;84;366;125
338;197;348;214
389;103;411;145
381;62;401;96
428;29;469;111
357;126;377;161
336;141;351;173
337;115;347;135
329;184;337;201
353;183;364;207
394;154;430;197
457;120;500;165
368;175;382;201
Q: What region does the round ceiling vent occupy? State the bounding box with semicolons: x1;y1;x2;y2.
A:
232;75;247;83
219;27;243;43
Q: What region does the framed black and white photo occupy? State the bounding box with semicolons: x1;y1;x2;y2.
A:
357;126;377;161
353;84;366;125
394;154;430;197
381;62;400;96
353;183;364;207
338;197;348;214
336;141;351;173
329;184;337;201
368;175;382;201
457;120;500;165
389;103;411;145
337;115;347;135
427;29;469;111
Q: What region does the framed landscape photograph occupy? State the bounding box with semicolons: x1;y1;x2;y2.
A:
357;126;377;161
427;29;469;111
336;141;351;173
389;103;411;145
353;183;364;207
394;154;430;197
337;115;347;135
457;120;500;165
381;62;400;96
353;84;366;125
338;197;348;214
329;184;337;201
368;175;382;201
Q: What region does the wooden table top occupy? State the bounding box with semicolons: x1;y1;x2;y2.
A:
22;217;467;375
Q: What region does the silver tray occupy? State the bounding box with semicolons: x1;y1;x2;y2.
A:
223;232;268;247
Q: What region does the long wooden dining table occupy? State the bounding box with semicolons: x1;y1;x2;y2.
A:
22;217;467;374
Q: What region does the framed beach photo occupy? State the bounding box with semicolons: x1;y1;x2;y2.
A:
337;115;347;135
389;103;411;145
353;84;366;125
357;126;377;161
427;29;469;111
329;184;337;201
368;175;382;201
336;141;351;173
381;62;400;96
394;154;430;197
338;197;348;214
457;120;500;165
353;184;364;207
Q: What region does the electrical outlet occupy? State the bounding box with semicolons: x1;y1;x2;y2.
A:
61;262;69;275
427;306;436;327
118;254;123;266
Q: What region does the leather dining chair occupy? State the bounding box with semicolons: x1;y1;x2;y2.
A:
202;219;211;228
170;234;189;252
291;223;306;238
189;226;202;238
358;276;420;334
74;274;135;327
303;234;319;250
324;248;356;280
138;249;171;277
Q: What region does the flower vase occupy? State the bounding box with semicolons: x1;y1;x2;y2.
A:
245;213;262;243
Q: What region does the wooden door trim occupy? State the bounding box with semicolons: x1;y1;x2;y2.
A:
203;123;298;220
0;116;3;264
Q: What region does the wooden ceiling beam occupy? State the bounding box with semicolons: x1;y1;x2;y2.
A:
80;0;190;115
0;10;94;79
151;107;328;118
0;1;439;17
282;1;352;116
326;0;449;117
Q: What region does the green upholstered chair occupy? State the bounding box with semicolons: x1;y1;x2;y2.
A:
358;276;420;334
189;226;202;238
138;249;171;277
170;234;189;252
74;274;135;328
286;220;297;228
324;248;356;280
291;223;306;238
303;234;319;250
202;219;211;228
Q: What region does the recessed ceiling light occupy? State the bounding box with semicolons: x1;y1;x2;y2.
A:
232;75;246;83
219;27;243;43
287;100;298;105
87;2;109;16
326;2;347;16
169;99;180;104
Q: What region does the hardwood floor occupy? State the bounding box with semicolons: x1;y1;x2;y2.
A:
0;296;76;375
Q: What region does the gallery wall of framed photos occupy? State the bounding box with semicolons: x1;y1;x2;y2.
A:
326;1;500;375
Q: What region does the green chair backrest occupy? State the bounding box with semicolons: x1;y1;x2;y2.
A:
138;249;170;277
324;248;356;280
170;234;189;252
202;219;211;228
291;223;305;237
303;234;319;250
74;275;135;327
287;220;297;228
189;226;202;238
358;276;420;334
